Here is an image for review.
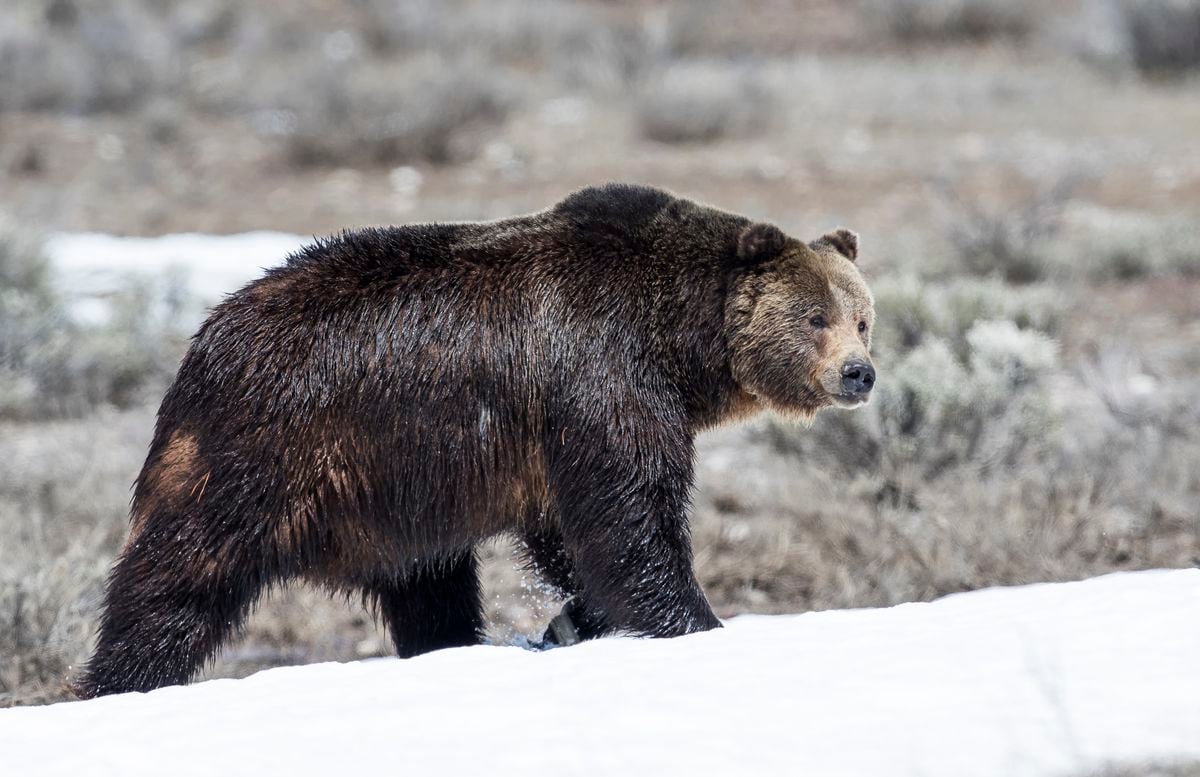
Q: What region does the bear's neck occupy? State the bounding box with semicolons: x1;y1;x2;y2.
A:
656;263;758;433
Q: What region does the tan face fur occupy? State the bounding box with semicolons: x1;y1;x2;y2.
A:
726;228;876;420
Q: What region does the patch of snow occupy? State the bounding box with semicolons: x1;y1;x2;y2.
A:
3;570;1198;776
45;231;306;325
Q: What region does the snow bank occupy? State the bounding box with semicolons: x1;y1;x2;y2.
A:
4;570;1198;777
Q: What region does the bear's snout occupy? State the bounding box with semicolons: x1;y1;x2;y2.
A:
841;360;875;397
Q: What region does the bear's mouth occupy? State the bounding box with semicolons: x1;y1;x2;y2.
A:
831;392;870;409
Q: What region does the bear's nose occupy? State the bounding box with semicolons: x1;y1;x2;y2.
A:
841;360;875;396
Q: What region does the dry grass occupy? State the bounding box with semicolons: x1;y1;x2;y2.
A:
0;410;146;706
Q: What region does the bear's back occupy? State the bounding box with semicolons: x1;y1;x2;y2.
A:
552;183;674;232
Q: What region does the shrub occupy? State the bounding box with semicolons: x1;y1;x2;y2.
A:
636;62;775;144
0;227;64;416
358;0;650;92
0;225;186;420
256;56;514;167
865;0;1036;43
0;0;177;114
1124;0;1200;76
694;358;1200;616
867;274;1062;360
940;179;1076;284
1050;207;1200;281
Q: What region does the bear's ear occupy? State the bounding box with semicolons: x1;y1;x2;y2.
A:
737;222;787;266
813;228;859;262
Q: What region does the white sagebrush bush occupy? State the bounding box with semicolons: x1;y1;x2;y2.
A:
965;319;1058;390
869;274;1061;360
875;337;968;438
0;225;66;417
883;323;1058;475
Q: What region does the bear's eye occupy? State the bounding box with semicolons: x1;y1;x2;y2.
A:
810;315;828;329
858;321;868;334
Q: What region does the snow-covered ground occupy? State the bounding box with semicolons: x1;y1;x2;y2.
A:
3;570;1198;777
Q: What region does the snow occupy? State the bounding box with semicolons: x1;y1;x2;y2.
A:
45;230;305;301
3;569;1198;776
45;231;306;325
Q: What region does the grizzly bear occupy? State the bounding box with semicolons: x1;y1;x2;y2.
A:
74;183;876;697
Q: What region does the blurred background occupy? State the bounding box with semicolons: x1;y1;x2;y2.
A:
2;0;1199;709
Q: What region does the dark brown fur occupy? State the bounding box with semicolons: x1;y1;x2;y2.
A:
75;183;875;697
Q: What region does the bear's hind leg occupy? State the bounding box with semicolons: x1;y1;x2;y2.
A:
75;525;273;698
367;550;483;658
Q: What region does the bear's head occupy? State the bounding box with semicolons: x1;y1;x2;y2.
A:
726;223;876;420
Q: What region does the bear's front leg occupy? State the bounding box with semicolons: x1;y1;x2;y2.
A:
548;402;720;638
521;528;611;646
